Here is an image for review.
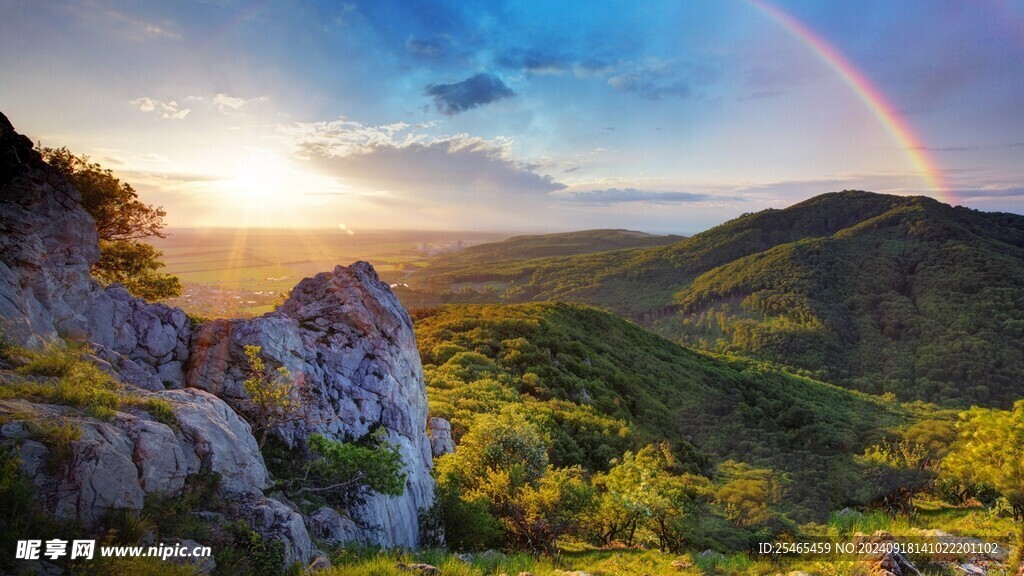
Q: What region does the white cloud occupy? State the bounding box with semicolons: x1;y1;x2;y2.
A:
212;93;268;115
131;97;155;112
131;97;190;120
280;119;565;201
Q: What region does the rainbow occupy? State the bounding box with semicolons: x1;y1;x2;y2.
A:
746;0;952;203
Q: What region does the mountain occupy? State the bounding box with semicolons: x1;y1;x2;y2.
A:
413;302;930;521
403;191;1024;406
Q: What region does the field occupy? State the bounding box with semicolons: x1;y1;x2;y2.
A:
150;228;508;317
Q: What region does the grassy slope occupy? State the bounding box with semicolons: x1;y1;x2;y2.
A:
405;191;1024;406
414;302;932;520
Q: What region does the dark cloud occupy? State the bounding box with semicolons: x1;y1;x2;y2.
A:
564;188;742;205
605;61;716;100
608;73;692;99
424;73;515;115
496;49;567;75
953;188;1024;199
406;37;448;57
573;58;614;77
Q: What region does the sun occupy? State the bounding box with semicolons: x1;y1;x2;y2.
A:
227;150;290;200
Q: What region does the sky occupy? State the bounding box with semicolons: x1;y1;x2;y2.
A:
1;0;1022;234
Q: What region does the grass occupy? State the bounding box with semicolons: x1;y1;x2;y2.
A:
15;342;82;377
1;341;182;429
143;398;177;427
2;344;122;412
30;421;83;475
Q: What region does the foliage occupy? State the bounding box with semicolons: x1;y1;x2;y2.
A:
142;471;223;541
241;345;305;448
265;430;406;521
94;239;184;301
304;431;406;498
417;303;914;527
40;146;181;300
593;443;710;553
144;398;177;427
943;401;1024;521
228;520;287;576
715;461;787;528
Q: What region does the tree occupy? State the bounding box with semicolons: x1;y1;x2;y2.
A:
715;461;785;527
242;345;307;448
944;401;1024;522
434;409;596;553
279;431;405;509
40;147;181;300
593;443;709;553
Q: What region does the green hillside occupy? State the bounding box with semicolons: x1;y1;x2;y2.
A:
404;191;1024;407
433;228;683;264
415;302;935;522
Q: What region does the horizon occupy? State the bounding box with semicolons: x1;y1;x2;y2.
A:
3;1;1023;232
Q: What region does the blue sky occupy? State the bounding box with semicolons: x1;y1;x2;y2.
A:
2;0;1022;233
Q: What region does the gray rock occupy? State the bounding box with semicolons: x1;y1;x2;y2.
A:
160;388;270;494
59;419;144;525
243;495;314;568
128;418;188;494
184;263;435;547
307;506;365;547
427;417;455;456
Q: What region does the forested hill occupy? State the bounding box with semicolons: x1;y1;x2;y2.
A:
414;302;928;524
402;191;1024;407
427;229;682;271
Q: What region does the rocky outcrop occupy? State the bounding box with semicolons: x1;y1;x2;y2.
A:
0;391;267;525
0;112;191;389
185;262;435;547
0;112;101;349
427;417;455;456
0;112;435;558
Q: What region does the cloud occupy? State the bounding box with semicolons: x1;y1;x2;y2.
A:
953;187;1024;200
606;59;717;100
281;119;565;199
212;93;267;114
608;72;692;100
406;37;449;57
424;73;514;115
91;6;182;40
908;141;1024;152
573;58;615;77
497;50;567;75
562;188;743;205
131;97;190;119
132;97;156;112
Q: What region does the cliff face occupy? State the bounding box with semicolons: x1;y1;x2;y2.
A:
185;263;436;547
0;112;435;566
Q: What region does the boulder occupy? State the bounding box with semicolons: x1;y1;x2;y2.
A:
242;495;314;568
159;388;270;494
427;417;455;456
307;506;366;547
